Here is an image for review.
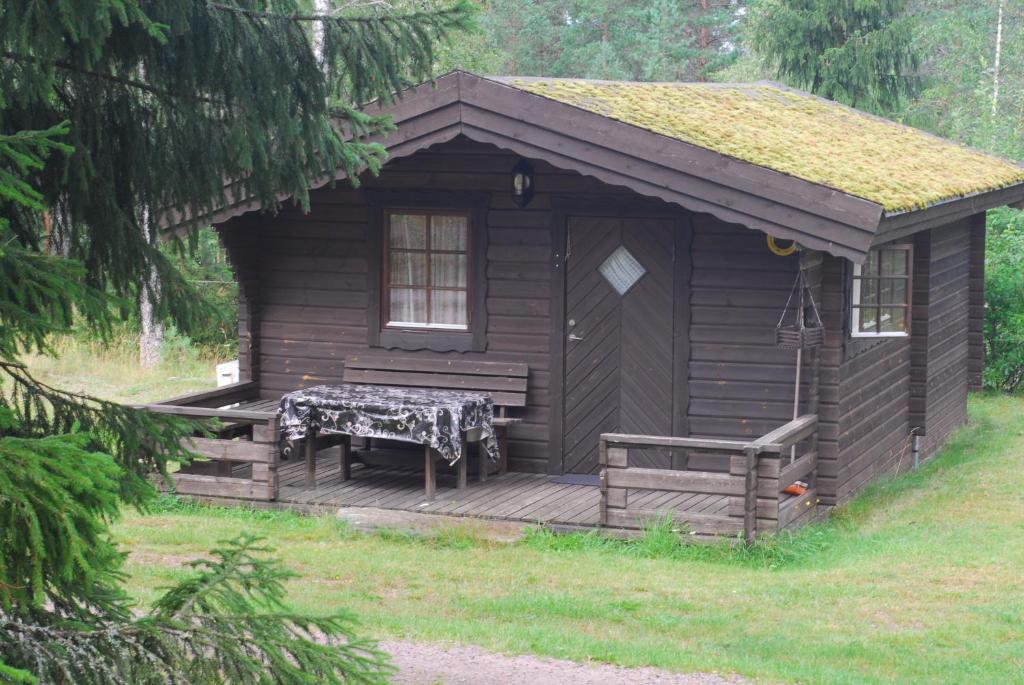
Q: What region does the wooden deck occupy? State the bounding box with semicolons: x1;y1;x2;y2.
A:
150;388;814;537
257;450;731;528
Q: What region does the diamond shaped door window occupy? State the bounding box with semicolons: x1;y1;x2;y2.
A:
599;245;646;295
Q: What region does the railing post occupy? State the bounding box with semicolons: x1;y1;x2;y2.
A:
598;437;608;526
251;416;280;501
743;445;759;545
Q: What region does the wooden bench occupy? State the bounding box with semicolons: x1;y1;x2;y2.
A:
339;353;528;500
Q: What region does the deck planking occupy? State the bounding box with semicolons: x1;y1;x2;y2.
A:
269;451;732;528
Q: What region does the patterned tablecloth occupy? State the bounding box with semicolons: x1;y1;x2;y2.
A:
278;384;499;464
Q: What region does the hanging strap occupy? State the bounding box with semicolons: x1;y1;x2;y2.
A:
776;271;801;329
776;266;825;330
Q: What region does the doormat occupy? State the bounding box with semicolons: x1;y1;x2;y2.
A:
549;474;600;487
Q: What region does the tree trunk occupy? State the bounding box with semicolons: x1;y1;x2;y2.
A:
139;281;164;369
139;206;163;369
992;0;1005;118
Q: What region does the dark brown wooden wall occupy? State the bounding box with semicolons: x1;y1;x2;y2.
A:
217;135;979;497
221;137;641;473
836;334;912;502
912;219;973;456
825;216;976;504
687;215;807;441
968;214;986;391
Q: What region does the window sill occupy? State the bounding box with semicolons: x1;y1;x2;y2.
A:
376;328;484;353
850;332;909;339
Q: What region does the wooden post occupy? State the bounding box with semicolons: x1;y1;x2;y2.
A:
252;416;280;501
457;433;468;489
424;446;436;502
743;445;759;545
806;347;821;492
339;434;351;482
304;429;317;490
598;438;608;526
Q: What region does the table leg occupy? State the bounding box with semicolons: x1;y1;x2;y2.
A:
304;431;317;489
497;426;509;475
340;435;351;482
457;433;468;489
424;446;436;501
478;440;488;483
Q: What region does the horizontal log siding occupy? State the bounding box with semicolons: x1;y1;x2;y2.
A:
916;219;972;457
814;254;844;504
687;216;813;458
222;137;633;473
968;214;986;392
836;334;912;502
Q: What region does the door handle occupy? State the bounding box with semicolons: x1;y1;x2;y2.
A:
568;333;584;342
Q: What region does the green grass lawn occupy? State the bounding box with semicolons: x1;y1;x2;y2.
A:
116;395;1024;685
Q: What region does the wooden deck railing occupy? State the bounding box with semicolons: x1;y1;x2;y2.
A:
140;381;281;501
599;414;818;542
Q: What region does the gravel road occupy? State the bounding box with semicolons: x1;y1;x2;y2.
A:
381;640;754;685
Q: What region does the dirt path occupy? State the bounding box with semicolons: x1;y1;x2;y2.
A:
380;640;753;685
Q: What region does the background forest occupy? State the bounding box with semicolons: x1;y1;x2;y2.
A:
172;0;1024;389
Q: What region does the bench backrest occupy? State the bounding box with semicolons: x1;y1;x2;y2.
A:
343;353;528;409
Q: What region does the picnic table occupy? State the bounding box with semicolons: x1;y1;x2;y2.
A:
278;383;499;500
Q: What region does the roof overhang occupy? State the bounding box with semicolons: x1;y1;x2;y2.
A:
168;71;1024;262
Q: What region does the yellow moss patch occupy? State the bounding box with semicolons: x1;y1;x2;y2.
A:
506;78;1024;212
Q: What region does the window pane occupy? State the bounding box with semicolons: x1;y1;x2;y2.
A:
863;251;879;277
881;278;907;305
880;307;907;333
389;214;426;249
859;277;878;306
881;249;908;276
431;290;467;327
431;215;468;251
431;253;468;287
389;288;427;324
858;307;879;333
390;252;426;286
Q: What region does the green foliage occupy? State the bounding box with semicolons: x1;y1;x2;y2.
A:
982;207;1024;391
0;1;473;681
0;432;127;616
1;0;475;336
904;0;1024;159
749;0;921;113
448;0;746;82
161;228;237;351
0;535;393;684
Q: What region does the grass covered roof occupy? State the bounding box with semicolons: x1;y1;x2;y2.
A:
504;78;1024;213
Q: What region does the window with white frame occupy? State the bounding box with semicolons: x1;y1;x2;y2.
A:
384;210;471;331
851;245;912;336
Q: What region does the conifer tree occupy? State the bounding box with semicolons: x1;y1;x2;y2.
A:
0;1;472;681
748;0;920;113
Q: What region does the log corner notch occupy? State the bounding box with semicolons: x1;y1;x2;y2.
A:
598;414;818;544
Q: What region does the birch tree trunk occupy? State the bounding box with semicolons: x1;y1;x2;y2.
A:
139;207;164;369
992;0;1005;118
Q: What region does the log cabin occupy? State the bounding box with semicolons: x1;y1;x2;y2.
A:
151;71;1024;539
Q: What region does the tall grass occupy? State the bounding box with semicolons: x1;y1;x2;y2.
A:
22;328;225;404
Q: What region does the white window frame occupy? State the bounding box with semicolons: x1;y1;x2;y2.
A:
850;245;912;339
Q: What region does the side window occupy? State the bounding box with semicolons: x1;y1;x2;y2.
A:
851;245;912;337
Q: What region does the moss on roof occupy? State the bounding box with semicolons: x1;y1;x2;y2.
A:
505;78;1024;213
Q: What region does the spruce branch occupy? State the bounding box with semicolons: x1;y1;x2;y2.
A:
0;536;394;684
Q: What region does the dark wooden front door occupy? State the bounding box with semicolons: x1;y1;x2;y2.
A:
562;216;676;474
